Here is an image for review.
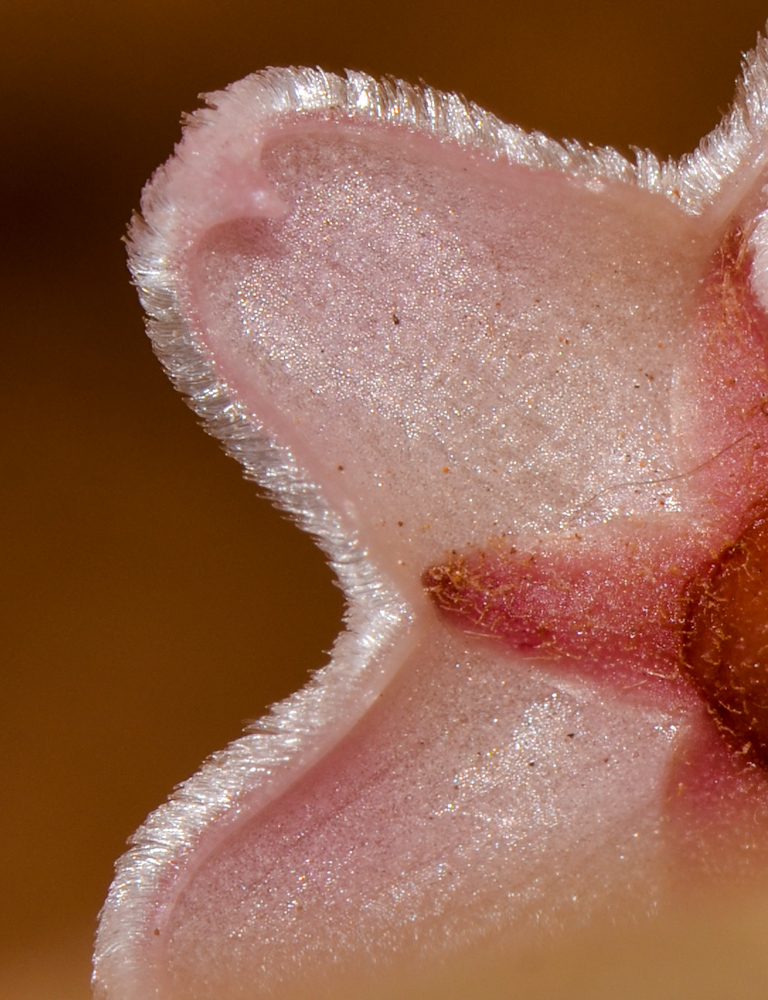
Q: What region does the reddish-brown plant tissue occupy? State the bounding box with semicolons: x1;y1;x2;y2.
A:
683;500;768;762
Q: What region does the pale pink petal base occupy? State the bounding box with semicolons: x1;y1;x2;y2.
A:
97;38;768;1000
157;629;685;993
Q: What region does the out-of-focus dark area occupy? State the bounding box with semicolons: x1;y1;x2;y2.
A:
3;2;768;997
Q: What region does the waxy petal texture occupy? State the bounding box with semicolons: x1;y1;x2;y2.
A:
97;36;768;999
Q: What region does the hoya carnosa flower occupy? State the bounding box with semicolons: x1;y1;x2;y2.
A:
96;29;768;1000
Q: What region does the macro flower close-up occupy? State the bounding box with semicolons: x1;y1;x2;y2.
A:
7;4;768;1000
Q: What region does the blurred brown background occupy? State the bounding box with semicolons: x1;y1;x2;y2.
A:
4;2;768;998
